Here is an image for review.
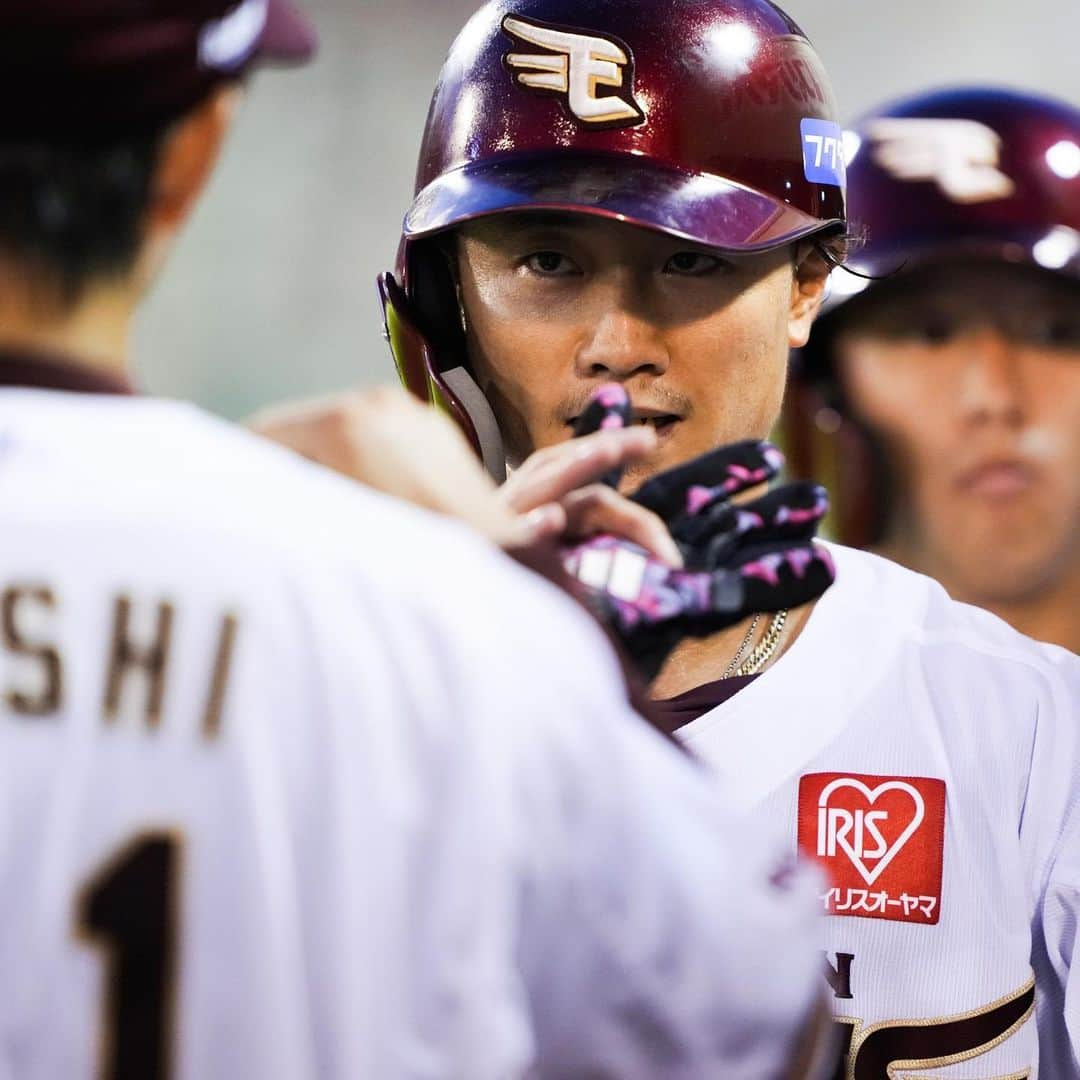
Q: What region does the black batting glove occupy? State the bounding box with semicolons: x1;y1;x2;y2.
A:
561;388;835;681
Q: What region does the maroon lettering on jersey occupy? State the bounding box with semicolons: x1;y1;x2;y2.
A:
829;978;1035;1080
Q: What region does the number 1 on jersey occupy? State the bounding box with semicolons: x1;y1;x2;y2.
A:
76;833;182;1080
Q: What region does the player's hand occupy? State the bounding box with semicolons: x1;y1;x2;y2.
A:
631;439;830;572
560;388;835;680
500;415;681;566
248;386;552;547
563;527;834;682
247;387;666;552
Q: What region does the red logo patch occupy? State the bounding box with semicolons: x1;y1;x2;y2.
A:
797;773;946;925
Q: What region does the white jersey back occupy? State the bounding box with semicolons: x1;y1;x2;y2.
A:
0;389;825;1079
678;543;1080;1078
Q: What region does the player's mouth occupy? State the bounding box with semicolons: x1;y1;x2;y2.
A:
955;457;1039;499
565;407;683;440
631;408;682;437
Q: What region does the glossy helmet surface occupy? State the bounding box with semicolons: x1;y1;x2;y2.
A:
783;86;1080;546
380;0;847;478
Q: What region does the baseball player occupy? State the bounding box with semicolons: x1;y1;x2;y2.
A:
783;86;1080;654
0;1;841;1077
363;3;1077;1076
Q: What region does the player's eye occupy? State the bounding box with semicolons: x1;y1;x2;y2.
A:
663;251;725;276
908;316;958;345
1023;315;1080;350
523;251;579;276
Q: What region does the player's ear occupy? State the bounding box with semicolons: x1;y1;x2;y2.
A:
134;84;243;289
788;242;831;349
150;83;242;228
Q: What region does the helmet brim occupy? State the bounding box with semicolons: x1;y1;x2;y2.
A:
843;227;1080;281
405;152;842;253
821;225;1080;315
257;0;318;64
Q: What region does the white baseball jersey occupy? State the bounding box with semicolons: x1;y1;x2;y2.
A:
0;388;826;1080
678;543;1080;1079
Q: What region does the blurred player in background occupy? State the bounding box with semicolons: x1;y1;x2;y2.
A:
0;1;840;1076
783;87;1080;653
257;1;1080;1075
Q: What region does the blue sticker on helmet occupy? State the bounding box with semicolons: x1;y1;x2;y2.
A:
801;119;846;186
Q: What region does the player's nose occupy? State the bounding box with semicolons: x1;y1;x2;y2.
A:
955;329;1026;427
574;280;669;381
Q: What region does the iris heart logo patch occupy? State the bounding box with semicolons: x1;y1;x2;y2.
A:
798;773;946;925
816;777;925;885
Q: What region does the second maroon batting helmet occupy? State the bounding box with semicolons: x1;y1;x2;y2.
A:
782;86;1080;547
379;0;847;478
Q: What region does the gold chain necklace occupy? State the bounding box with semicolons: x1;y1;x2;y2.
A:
732;609;788;677
721;613;762;679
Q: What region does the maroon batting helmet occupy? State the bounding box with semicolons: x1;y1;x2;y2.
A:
379;0;847;479
782;86;1080;547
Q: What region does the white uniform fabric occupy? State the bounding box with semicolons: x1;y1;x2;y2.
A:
678;542;1080;1079
0;389;825;1080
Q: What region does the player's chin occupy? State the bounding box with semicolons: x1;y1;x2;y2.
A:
617;434;685;491
954;548;1062;603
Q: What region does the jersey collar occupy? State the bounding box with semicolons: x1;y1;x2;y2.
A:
0;349;135;395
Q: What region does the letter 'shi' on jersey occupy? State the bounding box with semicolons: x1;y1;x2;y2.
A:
797;772;947;925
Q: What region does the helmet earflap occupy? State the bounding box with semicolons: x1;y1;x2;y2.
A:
781;333;892;549
405;237;468;366
379;239;507;482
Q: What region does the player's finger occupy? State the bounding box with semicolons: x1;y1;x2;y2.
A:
731;483;829;542
500;426;657;513
631;440;785;521
514;503;569;546
561;485;684;567
680;483;829;563
571;383;633;438
571;383;634;488
734;541;836;615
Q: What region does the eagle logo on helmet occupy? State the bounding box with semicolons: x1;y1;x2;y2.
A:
867;117;1016;204
501;15;645;129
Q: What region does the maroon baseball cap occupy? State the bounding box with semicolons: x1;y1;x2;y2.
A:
0;0;316;141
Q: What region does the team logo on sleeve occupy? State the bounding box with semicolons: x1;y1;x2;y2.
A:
502;15;645;128
867;117;1016;203
797;772;946;925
